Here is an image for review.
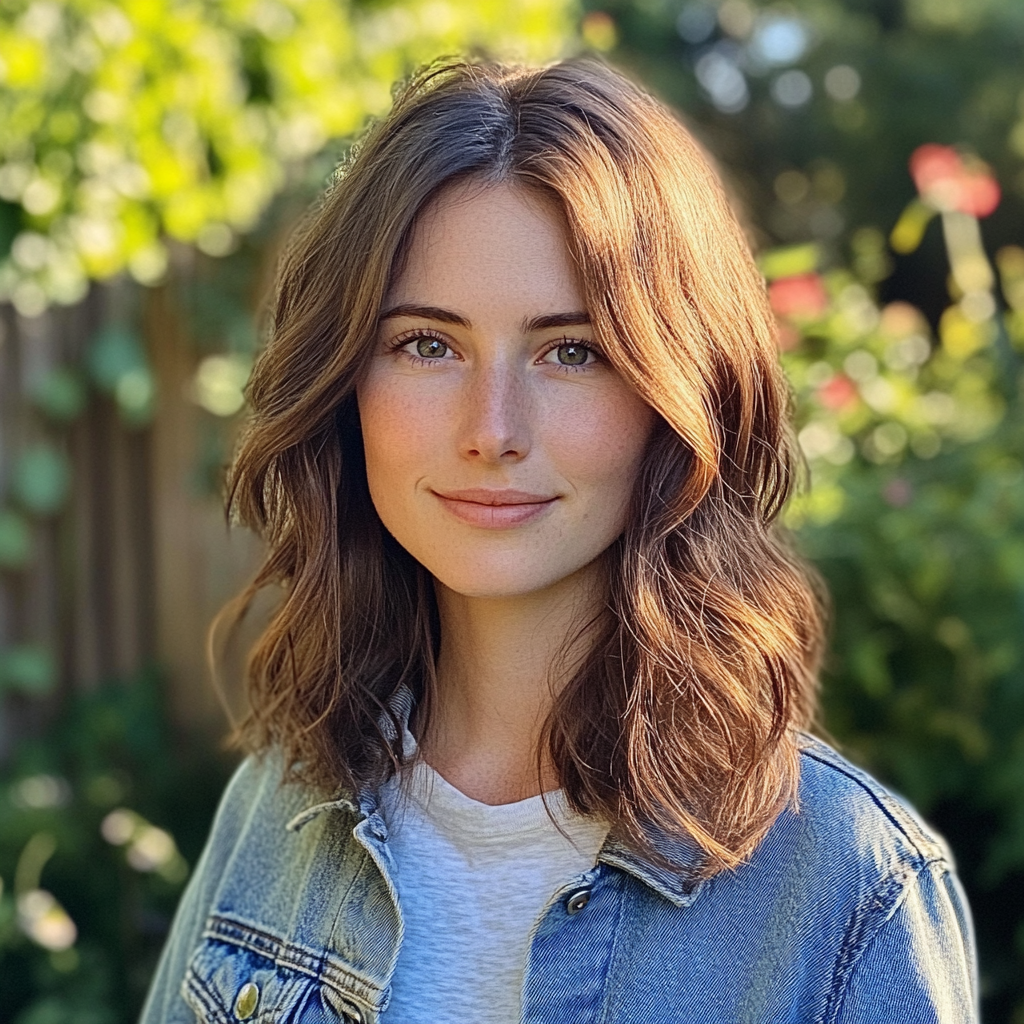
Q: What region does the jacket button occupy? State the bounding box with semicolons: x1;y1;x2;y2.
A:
234;981;260;1020
566;889;591;915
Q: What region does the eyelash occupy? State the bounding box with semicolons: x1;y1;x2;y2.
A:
540;337;602;372
388;328;452;367
389;330;602;372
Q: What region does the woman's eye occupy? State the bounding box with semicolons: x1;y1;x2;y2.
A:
545;342;595;367
414;336;449;359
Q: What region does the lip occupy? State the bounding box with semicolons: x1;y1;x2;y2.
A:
431;488;558;528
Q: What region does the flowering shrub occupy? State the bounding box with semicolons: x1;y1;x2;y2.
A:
762;146;1024;1016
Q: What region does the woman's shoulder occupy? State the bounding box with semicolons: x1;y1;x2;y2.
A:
752;734;976;1019
139;753;374;1024
205;750;297;839
205;749;359;850
617;737;976;1022
790;732;952;871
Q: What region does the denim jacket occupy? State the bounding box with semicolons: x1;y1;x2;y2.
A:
140;723;978;1024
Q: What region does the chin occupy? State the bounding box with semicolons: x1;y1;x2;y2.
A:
425;552;605;602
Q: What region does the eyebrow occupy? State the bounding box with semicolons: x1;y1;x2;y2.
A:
378;303;591;333
525;311;592;331
378;303;471;327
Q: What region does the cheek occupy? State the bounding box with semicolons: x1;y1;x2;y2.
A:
356;374;432;511
549;387;656;499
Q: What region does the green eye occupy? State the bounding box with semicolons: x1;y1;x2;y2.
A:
416;337;448;358
556;343;590;366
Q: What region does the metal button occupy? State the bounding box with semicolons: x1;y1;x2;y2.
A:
234;981;260;1020
566;889;591;915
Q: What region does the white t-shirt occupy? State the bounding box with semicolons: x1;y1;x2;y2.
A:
377;734;609;1024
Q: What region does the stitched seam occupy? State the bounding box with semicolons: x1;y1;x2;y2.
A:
322;847;388;1015
183;967;233;1024
799;746;943;860
202;912;382;1008
821;862;936;1024
326;845;373;965
204;920;322;978
596;848;700;908
597;871;649;1024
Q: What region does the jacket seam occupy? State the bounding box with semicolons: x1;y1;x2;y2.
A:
597;870;659;1024
595;869;629;1024
203;915;327;979
326;845;384;1012
199;911;383;1009
182;966;233;1024
798;746;943;861
326;843;372;948
822;856;949;1024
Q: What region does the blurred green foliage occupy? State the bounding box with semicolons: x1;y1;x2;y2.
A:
0;0;574;316
780;269;1024;1020
595;0;1024;253
0;645;56;695
0;671;232;1023
10;446;71;516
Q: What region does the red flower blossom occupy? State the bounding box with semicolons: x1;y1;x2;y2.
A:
909;144;1000;218
769;273;829;319
817;374;858;411
775;323;801;351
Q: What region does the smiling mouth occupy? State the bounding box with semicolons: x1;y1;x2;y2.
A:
431;489;558;528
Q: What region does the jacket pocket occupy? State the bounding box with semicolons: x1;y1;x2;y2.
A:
182;914;361;1024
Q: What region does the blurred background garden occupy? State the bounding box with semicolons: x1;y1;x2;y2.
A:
0;0;1022;1020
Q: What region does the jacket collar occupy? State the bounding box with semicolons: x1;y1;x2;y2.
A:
597;825;706;908
288;685;707;908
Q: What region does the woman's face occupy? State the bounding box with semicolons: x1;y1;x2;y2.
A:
357;180;656;600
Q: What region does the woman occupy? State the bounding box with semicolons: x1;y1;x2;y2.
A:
142;59;977;1023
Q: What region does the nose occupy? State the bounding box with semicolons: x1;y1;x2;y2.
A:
457;359;530;463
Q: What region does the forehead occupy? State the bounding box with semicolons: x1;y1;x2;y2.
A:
386;180;584;312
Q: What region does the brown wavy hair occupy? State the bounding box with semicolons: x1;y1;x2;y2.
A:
220;57;825;876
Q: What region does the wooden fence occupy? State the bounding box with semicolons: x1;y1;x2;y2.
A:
0;281;263;756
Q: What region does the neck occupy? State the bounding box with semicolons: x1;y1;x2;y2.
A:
416;561;605;804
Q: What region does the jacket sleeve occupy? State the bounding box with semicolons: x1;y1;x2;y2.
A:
833;859;978;1024
138;756;260;1024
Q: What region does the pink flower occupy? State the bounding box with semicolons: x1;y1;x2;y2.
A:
909;144;1000;218
817;374;858;411
775;322;801;351
769;274;829;319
